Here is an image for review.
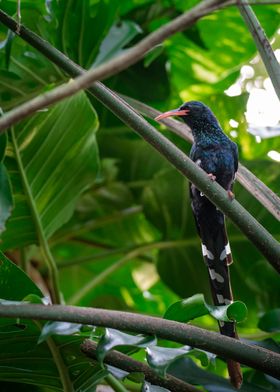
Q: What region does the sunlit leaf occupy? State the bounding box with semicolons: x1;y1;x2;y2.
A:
1;92;99;249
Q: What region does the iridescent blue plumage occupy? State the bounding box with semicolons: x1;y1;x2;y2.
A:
155;101;242;388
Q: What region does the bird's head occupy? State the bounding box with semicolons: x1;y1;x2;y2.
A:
155;101;218;130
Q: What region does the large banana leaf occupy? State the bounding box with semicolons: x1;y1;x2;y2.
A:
1;92;99;249
0;252;107;391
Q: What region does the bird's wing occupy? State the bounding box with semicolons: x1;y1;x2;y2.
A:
231;141;239;174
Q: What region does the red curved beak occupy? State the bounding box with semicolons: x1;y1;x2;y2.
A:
155;108;189;121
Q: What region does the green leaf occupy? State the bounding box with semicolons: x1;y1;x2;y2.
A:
144;45;164;68
93;20;142;67
167;6;280;100
208;301;248;323
0;330;108;391
258;309;280;332
1;91;99;249
146;345;192;378
38;321;82;344
97;328;157;363
106;364;130;380
51;0;120;68
0;252;42;301
146;345;214;378
0;162;13;234
164;294;247;323
169;357;270;392
164;294;207;322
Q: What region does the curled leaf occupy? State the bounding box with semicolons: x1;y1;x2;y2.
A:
38;321;82;344
97;328;157;363
164;294;247;323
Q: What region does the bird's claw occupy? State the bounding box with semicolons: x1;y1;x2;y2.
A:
227;190;235;200
207;173;216;181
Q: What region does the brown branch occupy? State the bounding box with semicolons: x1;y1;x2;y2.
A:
1;304;280;379
0;0;226;132
81;339;200;392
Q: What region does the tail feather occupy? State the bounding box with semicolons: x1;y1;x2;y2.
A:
194;199;242;389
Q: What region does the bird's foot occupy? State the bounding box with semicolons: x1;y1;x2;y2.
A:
227;190;235;200
207;173;216;181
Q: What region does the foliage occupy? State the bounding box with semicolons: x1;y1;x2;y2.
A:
0;0;280;391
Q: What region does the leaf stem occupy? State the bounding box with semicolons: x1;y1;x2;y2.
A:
1;303;280;379
105;374;129;392
11;128;61;304
34;321;74;392
68;240;196;305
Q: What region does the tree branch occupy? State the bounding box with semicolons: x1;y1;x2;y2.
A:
81;339;200;392
238;0;280;102
0;0;226;131
0;10;280;270
0;304;280;379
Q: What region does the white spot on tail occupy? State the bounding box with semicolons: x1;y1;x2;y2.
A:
220;243;231;261
195;159;201;166
225;243;231;254
220;321;225;327
209;268;224;283
202;244;214;260
217;294;232;305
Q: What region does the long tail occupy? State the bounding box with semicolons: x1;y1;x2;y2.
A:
192;194;242;389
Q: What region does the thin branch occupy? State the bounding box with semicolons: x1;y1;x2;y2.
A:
1;11;280;270
81;339;200;392
237;0;280;102
0;0;226;131
68;240;193;304
51;206;142;245
57;239;201;269
123;95;280;221
1;304;280;379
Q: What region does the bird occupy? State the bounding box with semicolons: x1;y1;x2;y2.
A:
155;101;242;389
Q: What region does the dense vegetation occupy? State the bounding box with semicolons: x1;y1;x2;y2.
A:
0;1;279;391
